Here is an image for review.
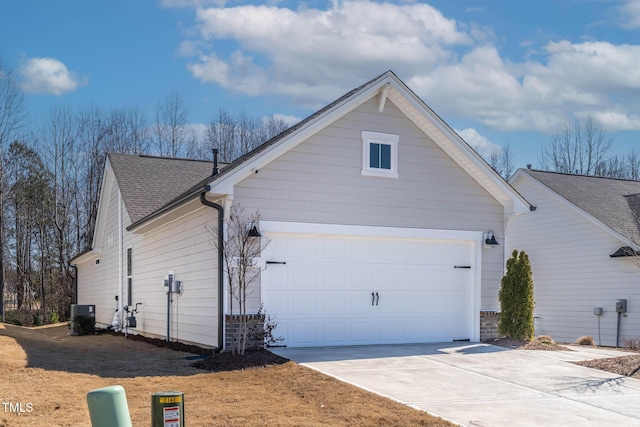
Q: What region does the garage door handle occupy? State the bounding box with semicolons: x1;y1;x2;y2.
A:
266;261;286;265
454;266;471;269
375;292;379;306
371;292;375;306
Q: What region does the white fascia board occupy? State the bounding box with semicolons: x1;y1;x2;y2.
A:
510;169;634;246
207;75;396;196
91;158;115;249
387;86;530;215
71;249;101;265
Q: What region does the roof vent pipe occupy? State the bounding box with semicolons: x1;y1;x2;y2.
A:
212;148;219;176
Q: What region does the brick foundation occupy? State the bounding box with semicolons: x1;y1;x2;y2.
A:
480;311;501;342
225;314;265;350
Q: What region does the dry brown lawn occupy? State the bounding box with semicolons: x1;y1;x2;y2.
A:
0;323;454;427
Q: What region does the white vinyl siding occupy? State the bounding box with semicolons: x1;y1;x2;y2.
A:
77;180;122;326
234;97;505;311
123;199;219;347
77;168;221;348
508;173;640;347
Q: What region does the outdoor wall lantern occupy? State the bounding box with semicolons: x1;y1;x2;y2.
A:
247;224;262;237
484;230;499;247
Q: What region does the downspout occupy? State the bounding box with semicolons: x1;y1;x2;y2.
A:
200;185;224;353
118;188;124;314
68;264;78;304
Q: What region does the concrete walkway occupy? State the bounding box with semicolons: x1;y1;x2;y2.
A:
272;343;640;426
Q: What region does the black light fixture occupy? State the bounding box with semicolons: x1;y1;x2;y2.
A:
485;230;499;247
248;225;262;237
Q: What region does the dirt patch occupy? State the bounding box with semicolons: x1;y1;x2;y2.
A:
0;323;454;427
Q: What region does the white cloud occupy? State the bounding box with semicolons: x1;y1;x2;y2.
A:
455;128;502;158
179;1;640;134
187;1;472;103
20;57;85;95
269;113;300;126
188;122;208;141
618;0;640;29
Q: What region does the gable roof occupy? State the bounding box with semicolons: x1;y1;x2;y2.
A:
515;169;640;243
107;153;217;225
125;70;531;231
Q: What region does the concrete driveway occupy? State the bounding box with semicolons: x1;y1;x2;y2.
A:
272;343;640;426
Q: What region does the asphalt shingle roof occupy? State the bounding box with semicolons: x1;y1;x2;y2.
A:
522;169;640;242
107;153;216;225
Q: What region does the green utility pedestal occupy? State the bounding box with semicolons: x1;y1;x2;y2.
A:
86;385;133;427
151;391;185;427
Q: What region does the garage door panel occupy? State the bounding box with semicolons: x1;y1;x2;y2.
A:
263;231;476;347
269;293;291;315
323;292;349;314
293;293;317;314
351;321;375;342
349;267;375;291
324;322;350;343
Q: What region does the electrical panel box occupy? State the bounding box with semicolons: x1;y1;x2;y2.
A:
593;307;603;316
616;299;627;313
171;280;182;293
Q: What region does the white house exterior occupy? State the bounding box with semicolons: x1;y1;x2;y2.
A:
508;168;640;347
71;71;530;349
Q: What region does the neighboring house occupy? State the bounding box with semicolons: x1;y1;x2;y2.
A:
70;71;530;349
508;168;640;347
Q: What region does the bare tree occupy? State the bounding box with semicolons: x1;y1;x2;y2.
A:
488;143;516;180
540;114;613;175
153;92;196;157
37;106;80;319
203;110;290;163
209;205;270;355
0;59;26;322
205;109;238;162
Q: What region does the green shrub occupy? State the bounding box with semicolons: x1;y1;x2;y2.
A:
4;309;34;326
71;314;96;336
498;250;535;341
33;313;43;326
49;312;60;324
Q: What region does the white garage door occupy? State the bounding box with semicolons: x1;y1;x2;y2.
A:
262;225;478;347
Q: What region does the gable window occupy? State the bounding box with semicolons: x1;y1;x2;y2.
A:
362;131;399;178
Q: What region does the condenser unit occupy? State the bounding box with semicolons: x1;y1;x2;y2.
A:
68;304;95;335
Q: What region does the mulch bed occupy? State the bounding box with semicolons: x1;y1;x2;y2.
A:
575;355;640;378
98;328;211;355
193;349;289;372
97;327;290;372
486;337;572;351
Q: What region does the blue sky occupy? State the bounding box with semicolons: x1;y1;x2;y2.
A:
1;0;639;168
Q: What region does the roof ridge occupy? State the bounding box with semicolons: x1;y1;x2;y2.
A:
524;168;640;183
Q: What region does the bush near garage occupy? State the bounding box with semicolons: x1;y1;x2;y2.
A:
498;250;535;341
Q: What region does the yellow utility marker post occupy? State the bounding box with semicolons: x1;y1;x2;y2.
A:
151;391;185;427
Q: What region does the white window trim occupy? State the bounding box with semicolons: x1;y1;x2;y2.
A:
361;131;399;178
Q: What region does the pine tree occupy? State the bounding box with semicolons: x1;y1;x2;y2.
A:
498;250;535;340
